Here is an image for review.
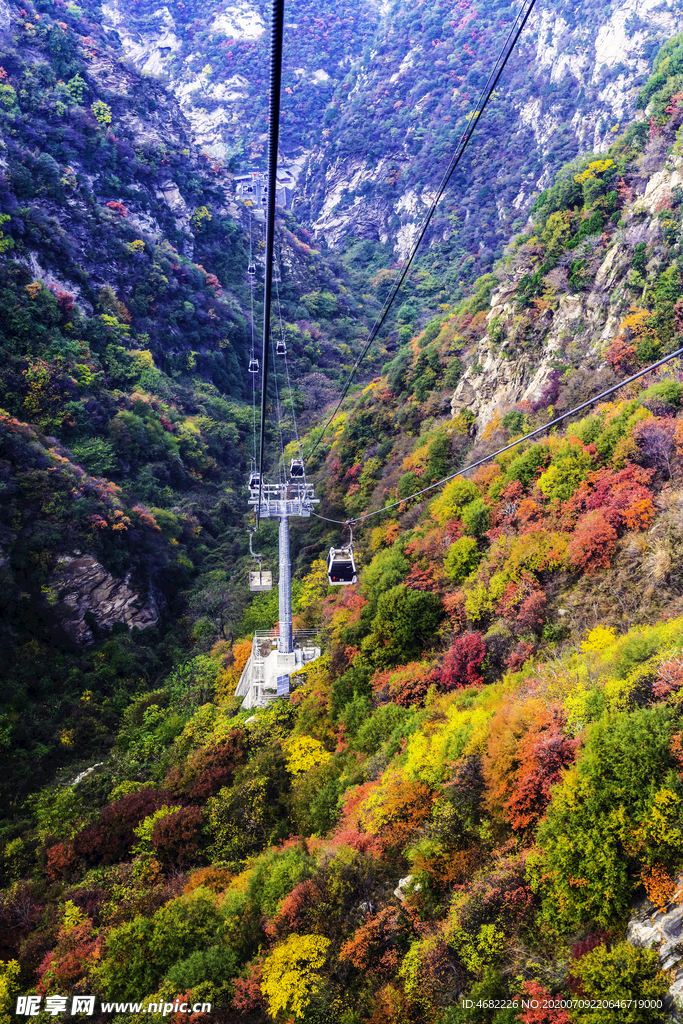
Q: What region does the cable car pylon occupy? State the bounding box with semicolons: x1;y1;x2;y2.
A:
235;468;321;709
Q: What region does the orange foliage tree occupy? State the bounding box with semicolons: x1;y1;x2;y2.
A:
566;510;617;572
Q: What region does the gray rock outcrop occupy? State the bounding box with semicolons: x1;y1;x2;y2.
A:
50;554;159;644
628;888;683;1005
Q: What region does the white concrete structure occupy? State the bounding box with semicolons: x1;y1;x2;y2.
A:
235;629;321;709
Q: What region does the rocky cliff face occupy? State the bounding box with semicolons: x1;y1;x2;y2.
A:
101;0;683;296
450;149;683;429
101;0;382;162
303;0;683;272
51;554;160;644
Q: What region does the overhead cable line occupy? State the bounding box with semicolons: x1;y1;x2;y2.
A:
256;0;285;525
270;297;287;483
248;211;257;462
312;346;683;527
305;0;538;464
276;275;305;463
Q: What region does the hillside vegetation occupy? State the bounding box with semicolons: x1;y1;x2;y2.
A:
10;15;683;1024
5;29;683;1024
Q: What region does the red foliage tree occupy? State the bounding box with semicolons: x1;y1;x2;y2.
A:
37;919;101;996
567;510;617;572
106;200;128;216
567;464;655;533
46;841;78;882
516;980;571;1023
73;787;169;865
266;878;330;942
607;337;637;375
151;806;204;866
505;728;578;832
653;658;683;700
339;907;406;977
48;283;75;321
372;662;438;707
404;565;439;592
233;962;265;1014
440;632;486;689
166;728;247;802
504;640;535;672
515;590;547;633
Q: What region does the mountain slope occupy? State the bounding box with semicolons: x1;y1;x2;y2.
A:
5;27;683;1024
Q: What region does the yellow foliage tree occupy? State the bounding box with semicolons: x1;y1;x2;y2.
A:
580;625;617;652
297;559;330;611
0;960;19;1024
574;158;614;184
285;736;331;776
261;934;331;1019
91;99;112;126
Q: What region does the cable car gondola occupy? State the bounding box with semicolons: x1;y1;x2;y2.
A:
248;358;259;373
327;545;357;585
290;457;305;478
276;338;286;355
249;530;272;592
249;469;261;492
247;263;256;276
327;523;357;585
249;568;273;592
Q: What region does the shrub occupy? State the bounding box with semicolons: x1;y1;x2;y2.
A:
567;941;667;1022
641;380;683;407
165;946;238;992
440;633;486;689
444;536;480;584
567;510;617;572
151;807;204;867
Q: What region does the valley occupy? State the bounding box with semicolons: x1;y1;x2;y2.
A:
3;0;683;1021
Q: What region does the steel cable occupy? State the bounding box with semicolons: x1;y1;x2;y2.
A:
312;346;683;526
304;0;539;464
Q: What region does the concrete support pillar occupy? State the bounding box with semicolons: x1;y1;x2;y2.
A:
278;514;293;654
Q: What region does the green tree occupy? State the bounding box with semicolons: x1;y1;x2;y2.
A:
444;536;480;583
461;498;491;538
362;546;409;607
362;584;443;667
431;476;479;525
569;942;667;1023
530;706;679;929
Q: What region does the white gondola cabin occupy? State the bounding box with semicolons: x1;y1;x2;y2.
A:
327;545;357;585
248;358;259;373
249;569;273;592
290;458;305;478
247;263;256;276
276;338;286;355
249;471;261;491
